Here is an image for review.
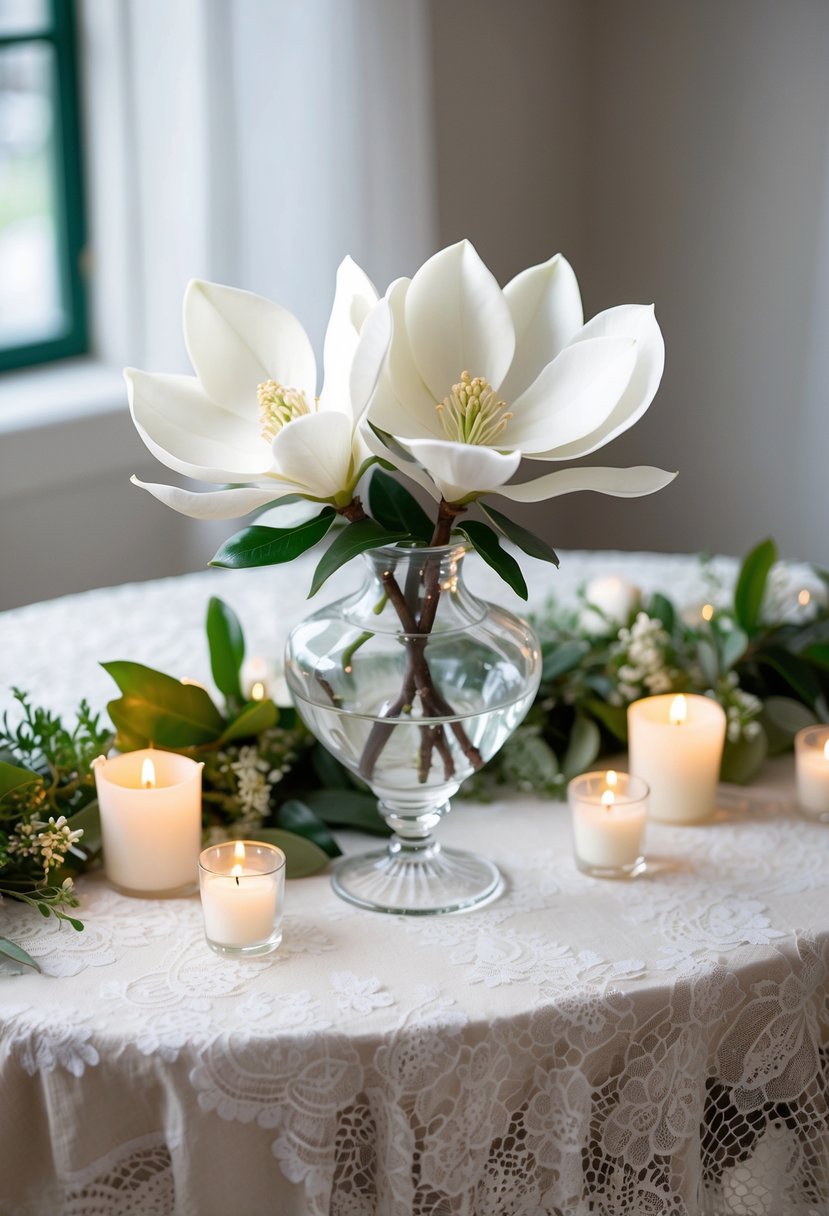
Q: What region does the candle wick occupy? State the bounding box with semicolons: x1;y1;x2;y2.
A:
235;875;240;886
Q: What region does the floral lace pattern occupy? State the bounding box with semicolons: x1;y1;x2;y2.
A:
1;555;828;1214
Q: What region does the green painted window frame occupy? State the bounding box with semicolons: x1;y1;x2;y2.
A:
0;0;88;372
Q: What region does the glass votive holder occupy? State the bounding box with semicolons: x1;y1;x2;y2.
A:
198;840;286;957
568;770;649;879
795;725;829;822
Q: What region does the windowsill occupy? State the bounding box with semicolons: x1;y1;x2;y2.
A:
0;358;126;435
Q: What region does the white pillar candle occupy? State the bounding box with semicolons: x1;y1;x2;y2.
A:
568;770;648;878
93;749;203;897
627;693;726;824
795;726;829;821
198;840;286;956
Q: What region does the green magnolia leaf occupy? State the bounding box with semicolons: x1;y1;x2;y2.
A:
65;801;101;856
309;518;406;597
275;799;342;858
456;521;528;600
696;638;720;685
718;625;749;671
0;937;41;972
734;538;776;634
479;503;559;566
541;640;590;682
251;827;330;878
720;727;768;784
648;592;675;633
210;508;336;569
0;759;41;801
102;662;225;740
302;789;390;835
760;696;818;755
585;697;629;743
206;597;245;702
107;694;220;751
561;713;601;781
218;699;278;745
368;468;433;543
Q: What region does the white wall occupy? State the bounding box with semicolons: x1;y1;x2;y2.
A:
429;0;829;565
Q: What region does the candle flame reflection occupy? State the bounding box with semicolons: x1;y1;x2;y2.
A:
230;840;246;879
670;694;687;726
141;758;156;789
250;681;266;702
601;789;615;812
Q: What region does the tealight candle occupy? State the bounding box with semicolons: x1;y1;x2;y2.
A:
198;840;286;956
241;654;291;706
627;693;726;824
568;770;648;878
795;726;829;821
92;749;203;897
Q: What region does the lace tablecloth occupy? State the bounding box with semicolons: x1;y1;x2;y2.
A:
1;551;827;1216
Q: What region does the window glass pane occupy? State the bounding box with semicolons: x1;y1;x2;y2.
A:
0;40;64;352
0;0;49;38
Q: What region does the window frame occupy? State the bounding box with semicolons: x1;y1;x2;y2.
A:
0;0;87;372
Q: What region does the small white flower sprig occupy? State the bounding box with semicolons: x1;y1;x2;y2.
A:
126;241;675;600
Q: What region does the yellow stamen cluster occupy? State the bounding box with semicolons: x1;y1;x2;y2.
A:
257;380;312;442
436;370;512;446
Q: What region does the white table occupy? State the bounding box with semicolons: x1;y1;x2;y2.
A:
1;552;827;1216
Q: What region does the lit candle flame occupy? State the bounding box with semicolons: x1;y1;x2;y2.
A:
601;789;615;811
701;603;714;621
799;589;811;607
141;758;156;789
230;840;246;879
670;694;687;726
606;769;618;789
250;681;266;702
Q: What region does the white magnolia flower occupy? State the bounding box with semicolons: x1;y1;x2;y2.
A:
126;258;391;520
365;240;675;504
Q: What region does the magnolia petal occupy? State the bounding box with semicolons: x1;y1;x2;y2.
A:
370;279;444;441
403;436;521;503
271;410;355;499
550;304;666;460
184;279;317;418
125;368;271;482
130;477;294;520
348;296;393;422
507;336;638;455
405;240;515;402
360;414;442;502
494;465;678;503
499;253;584;402
318;257;380;417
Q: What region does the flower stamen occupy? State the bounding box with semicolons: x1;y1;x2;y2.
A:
436;371;512;445
258;381;313;443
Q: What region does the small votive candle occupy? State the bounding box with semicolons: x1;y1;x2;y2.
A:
795;726;829;821
93;749;203;897
627;693;726;824
569;770;648;879
199;840;286;956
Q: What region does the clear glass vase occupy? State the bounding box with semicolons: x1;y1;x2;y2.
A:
285;544;541;915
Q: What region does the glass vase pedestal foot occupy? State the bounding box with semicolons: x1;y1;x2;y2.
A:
332;838;503;915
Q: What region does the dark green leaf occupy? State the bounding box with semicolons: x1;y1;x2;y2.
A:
456;521;528;600
107;694;221;751
218;699;278;745
802;643;829;669
309;518;406;597
648;592;675;633
206;598;245;702
210;508;336;570
274;799;342;858
561;713;601;780
760;696;818;755
541;640;590;682
311;745;356;790
302;789;390;835
720;727;768;784
734;538;776;634
479;503;559;566
756;648;823;709
584;697;629;743
102;662;225;740
251;828;330;878
0;760;41;802
368;468;433;543
0;937;41;972
65;802;101;855
67;918;84;932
